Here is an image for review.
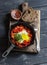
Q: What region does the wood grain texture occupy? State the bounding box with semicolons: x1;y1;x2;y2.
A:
0;0;47;65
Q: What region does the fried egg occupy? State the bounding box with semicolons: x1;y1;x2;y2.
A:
18;29;30;42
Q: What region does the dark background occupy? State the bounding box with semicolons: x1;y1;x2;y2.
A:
0;0;47;65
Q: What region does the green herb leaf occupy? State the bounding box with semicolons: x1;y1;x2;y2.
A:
14;33;23;42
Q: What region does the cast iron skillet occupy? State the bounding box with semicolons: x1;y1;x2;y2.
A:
2;22;35;57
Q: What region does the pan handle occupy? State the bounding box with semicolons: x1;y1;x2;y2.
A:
2;44;15;57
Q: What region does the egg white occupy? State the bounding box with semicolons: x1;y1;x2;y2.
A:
17;29;28;43
18;29;28;35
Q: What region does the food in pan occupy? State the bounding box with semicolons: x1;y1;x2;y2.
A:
10;25;32;48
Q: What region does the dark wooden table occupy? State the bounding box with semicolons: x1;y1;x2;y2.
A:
0;0;47;65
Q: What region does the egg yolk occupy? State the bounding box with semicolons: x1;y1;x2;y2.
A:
22;33;30;41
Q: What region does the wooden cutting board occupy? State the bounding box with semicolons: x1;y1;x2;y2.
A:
9;10;40;53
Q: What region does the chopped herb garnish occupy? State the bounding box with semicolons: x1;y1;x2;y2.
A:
14;33;23;42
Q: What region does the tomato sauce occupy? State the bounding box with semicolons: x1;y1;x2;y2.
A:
15;10;21;18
